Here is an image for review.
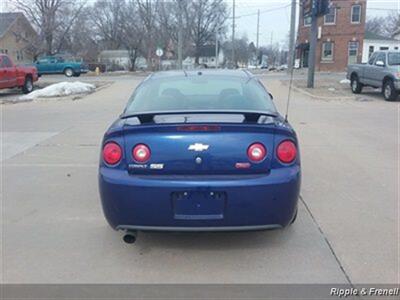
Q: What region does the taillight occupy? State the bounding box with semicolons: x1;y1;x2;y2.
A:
177;125;221;131
102;142;122;165
132;144;151;163
247;143;267;162
276;140;297;164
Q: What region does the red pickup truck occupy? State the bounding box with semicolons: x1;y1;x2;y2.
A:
0;54;38;94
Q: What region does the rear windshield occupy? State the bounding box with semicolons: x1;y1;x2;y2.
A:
124;76;276;114
388;53;400;66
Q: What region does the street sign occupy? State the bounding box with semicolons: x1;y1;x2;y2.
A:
156;48;164;57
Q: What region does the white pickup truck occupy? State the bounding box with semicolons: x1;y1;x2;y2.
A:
346;51;400;101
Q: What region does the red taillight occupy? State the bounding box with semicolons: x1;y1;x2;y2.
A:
247;143;267;162
102;142;122;165
276;140;297;164
132;144;151;163
177;125;221;132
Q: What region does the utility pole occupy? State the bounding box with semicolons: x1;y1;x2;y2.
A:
215;30;219;68
256;10;260;49
307;0;318;88
177;0;183;69
256;9;260;66
231;0;236;66
287;0;296;74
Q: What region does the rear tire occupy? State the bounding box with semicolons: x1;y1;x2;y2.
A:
73;72;81;77
351;75;362;94
64;68;74;77
22;76;33;94
383;79;399;101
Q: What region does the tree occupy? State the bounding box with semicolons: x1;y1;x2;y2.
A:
366;12;400;37
136;0;160;70
14;0;87;55
187;0;228;64
121;0;145;71
90;0;125;50
223;35;251;67
63;6;100;61
157;0;192;61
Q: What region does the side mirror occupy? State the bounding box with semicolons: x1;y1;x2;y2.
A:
375;60;385;67
268;92;274;100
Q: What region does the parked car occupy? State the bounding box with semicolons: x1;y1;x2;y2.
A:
34;56;89;77
99;69;301;244
347;51;400;101
0;54;38;94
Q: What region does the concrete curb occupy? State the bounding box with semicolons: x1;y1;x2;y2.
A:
290;85;355;100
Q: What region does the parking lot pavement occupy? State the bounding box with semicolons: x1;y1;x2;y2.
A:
1;74;398;284
263;78;399;284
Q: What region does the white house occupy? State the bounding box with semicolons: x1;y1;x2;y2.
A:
98;50;148;71
184;45;224;69
362;31;400;63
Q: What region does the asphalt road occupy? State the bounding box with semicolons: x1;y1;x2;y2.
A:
1;73;398;284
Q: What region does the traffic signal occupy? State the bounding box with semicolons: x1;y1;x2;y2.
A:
302;0;330;17
317;0;331;16
302;0;313;17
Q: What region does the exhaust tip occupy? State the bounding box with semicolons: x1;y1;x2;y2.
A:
123;232;137;244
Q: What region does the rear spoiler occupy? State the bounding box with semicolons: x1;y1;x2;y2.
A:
120;110;278;125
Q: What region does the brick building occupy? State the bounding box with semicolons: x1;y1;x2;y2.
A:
296;0;366;72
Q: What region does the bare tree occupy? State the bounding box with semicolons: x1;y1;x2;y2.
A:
90;0;125;50
366;12;400;37
136;0;160;70
223;35;250;67
63;6;100;61
187;0;228;64
121;0;145;71
157;1;192;60
14;0;87;55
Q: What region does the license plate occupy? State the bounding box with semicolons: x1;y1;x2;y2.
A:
172;191;226;220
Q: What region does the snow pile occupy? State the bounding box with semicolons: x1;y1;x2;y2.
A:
20;81;96;100
340;79;350;84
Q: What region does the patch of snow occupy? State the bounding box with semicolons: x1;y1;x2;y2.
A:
328;87;336;92
340;79;350;84
20;82;96;100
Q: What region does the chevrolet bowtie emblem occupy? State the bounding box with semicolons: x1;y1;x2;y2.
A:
188;143;209;152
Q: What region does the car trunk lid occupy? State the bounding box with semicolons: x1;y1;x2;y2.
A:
122;113;276;175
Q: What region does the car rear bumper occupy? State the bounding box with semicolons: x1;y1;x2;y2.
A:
99;166;301;231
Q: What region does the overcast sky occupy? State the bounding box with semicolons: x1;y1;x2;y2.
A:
229;0;400;48
1;0;399;49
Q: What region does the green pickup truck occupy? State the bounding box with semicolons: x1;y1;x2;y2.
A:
34;56;89;77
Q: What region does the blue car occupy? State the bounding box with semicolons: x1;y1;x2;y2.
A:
99;70;301;243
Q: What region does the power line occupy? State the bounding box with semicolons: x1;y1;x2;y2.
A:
366;8;400;11
231;4;291;19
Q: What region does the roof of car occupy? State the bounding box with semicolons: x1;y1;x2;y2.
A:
150;69;254;80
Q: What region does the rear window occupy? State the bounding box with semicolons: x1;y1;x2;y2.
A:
388;53;400;66
125;76;276;114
